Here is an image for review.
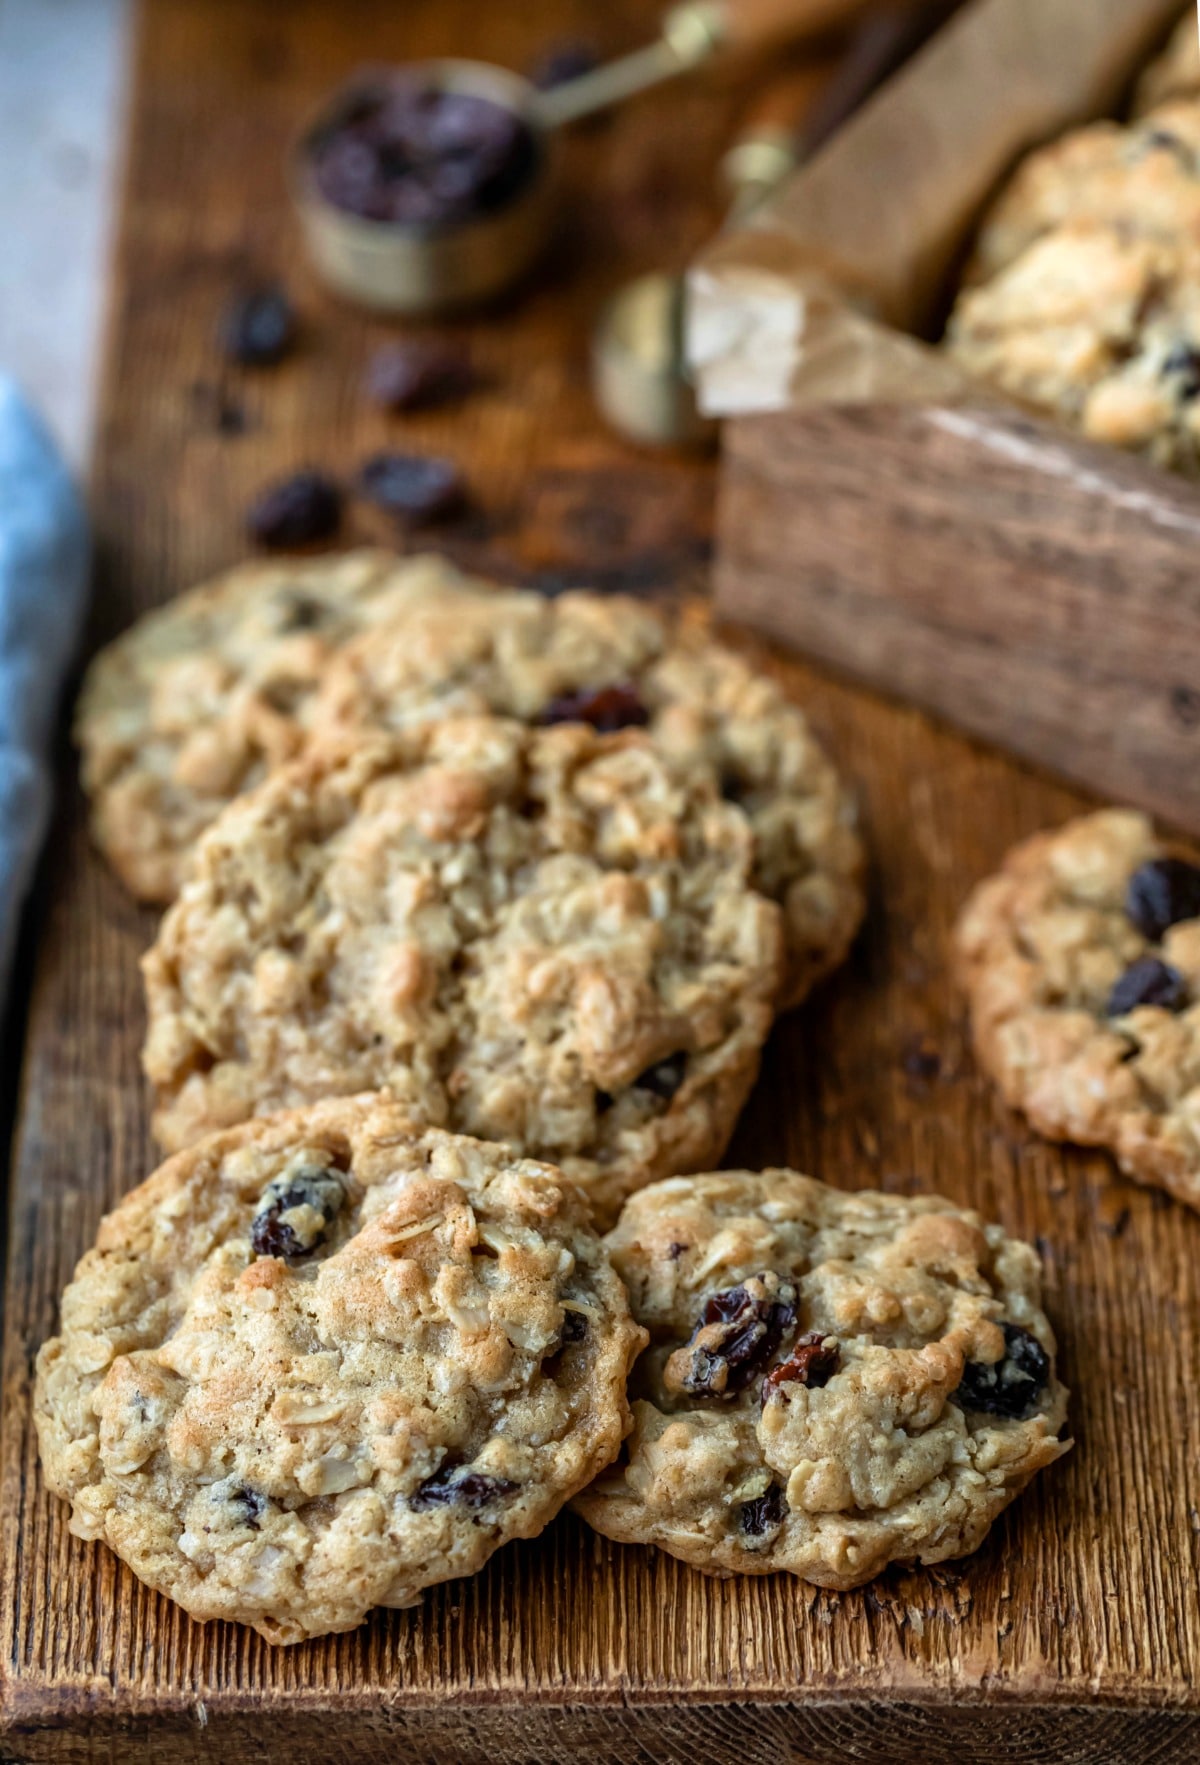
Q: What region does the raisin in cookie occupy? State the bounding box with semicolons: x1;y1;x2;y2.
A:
572;1171;1068;1587
76;550;453;903
947;224;1200;470
958;809;1200;1210
142;718;783;1223
965;101;1200;286
312;564;863;1011
34;1097;646;1644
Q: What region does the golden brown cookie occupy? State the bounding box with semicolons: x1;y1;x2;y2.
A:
312;566;864;1011
142;718;784;1223
957;809;1200;1210
35;1097;646;1644
573;1171;1068;1587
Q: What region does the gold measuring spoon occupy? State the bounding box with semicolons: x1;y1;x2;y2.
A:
591;0;962;446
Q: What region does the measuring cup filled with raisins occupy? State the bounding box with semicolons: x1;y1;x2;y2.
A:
290;0;868;315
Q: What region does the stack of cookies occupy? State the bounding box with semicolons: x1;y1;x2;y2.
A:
36;549;1071;1643
946;18;1200;473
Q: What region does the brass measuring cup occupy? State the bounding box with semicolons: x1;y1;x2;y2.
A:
291;0;877;316
591;0;961;446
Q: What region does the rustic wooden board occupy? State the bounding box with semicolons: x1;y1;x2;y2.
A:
3;1;1200;1759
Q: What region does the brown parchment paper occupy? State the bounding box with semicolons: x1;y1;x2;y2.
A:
687;0;1192;416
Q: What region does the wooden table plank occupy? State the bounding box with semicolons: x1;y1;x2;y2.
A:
3;0;1200;1758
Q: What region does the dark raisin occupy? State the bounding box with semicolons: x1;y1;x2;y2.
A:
560;1309;588;1345
410;1466;518;1510
229;1486;266;1530
1172;685;1200;727
357;451;464;523
739;1482;787;1538
633;1053;687;1102
528;39;601;90
251;1165;346;1259
594;1089;615;1115
539;682;649;733
1126;857;1200;941
761;1332;840;1404
247;470;342;548
1107;955;1188;1016
903;1039;942;1084
952;1323;1050;1420
364;339;475;411
220;285;296;366
665;1274;797;1399
274;593;328;633
1142;127;1189;161
719;769;747;804
1163;341;1200;400
667;1240;689;1261
311;83;537;226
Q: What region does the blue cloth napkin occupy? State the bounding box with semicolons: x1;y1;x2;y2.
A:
0;377;90;1001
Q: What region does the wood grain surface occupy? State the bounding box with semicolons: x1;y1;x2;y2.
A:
3;1;1200;1759
715;403;1200;839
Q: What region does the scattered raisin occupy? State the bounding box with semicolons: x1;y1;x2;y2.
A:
903;1039;942;1084
761;1332;840;1404
1107;955;1188;1016
739;1483;787;1539
719;769;747;805
410;1466;518;1509
539;682;649;733
665;1274;797;1400
1126;857;1200;941
952;1323;1050;1420
633;1053;687;1102
528;39;601;90
248;470;342;548
229;1486;266;1530
667;1240;689;1261
220;285;296;366
251;1164;346;1259
357;450;464;523
1172;685;1200;727
365;338;475;411
594;1089;615;1115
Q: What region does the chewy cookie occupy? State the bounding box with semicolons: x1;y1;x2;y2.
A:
958;810;1200;1210
76;551;450;903
572;1171;1068;1587
947;224;1200;471
964;102;1200;286
34;1097;646;1644
312;564;864;1011
142;717;783;1223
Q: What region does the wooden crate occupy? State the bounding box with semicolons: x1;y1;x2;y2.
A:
715;402;1200;835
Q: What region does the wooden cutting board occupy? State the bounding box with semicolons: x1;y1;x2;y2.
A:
2;1;1199;1758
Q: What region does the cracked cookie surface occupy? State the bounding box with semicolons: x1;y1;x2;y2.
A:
76;551;452;903
963;101;1200;286
312;562;863;1010
34;1097;646;1644
142;717;783;1223
948;223;1200;471
572;1171;1068;1587
957;809;1200;1210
